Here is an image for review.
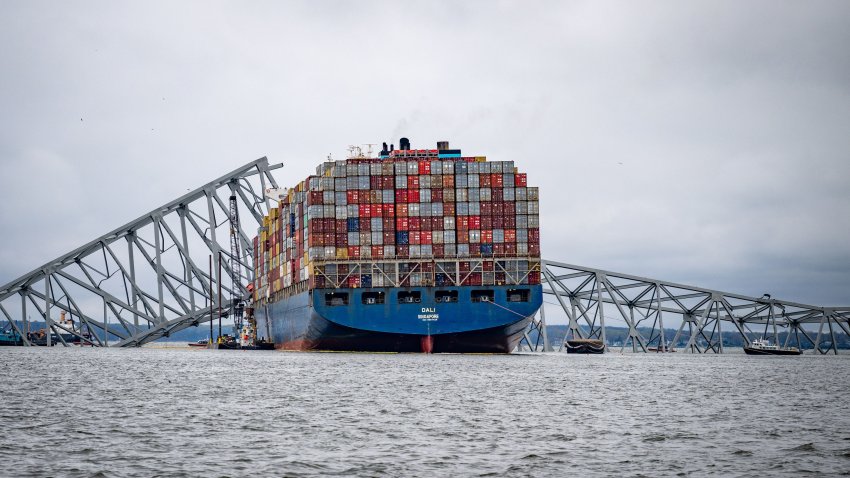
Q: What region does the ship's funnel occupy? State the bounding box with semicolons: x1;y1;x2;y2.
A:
437;141;449;150
400;137;410;150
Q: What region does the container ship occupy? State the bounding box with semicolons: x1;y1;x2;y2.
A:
250;138;542;353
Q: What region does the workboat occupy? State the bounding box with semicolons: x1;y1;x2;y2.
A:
743;338;801;356
565;338;605;354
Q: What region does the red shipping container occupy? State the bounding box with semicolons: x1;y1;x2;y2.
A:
432;189;443;202
336;219;347;234
347;275;360;287
482;216;493;229
505;229;516;242
494;243;505;256
418;161;431;175
505;215;516;229
408;189;420;202
348;246;361;258
505;243;517;255
431;217;443;230
372;246;384;258
395;189;408;203
422;231;432;244
336;233;347;246
459;261;471;273
480;174;491;188
515;173;527;187
370;176;381;189
492;188;503;202
307;191;323;205
382;177;394;189
458;217;469;231
383;218;395;230
409;217;421;231
491;174;503;187
481;203;492;216
396;217;409;230
410;231;421;245
470;216;481;229
397;204;408;217
309;234;323;246
442;175;454;188
361;220;371;232
383;231;395;244
407;176;420;189
482;230;493;243
359;204;370;217
384;204;395;217
444;203;456;216
397;245;410;258
433;244;445;257
458;230;470;243
528;271;540;284
372;205;382;218
529;228;540;242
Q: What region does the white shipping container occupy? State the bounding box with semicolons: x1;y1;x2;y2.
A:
420;202;431;217
528;187;539;201
371;218;383;231
420;189;431;203
408;203;421;217
348;232;360;245
456;174;467;188
457;202;469;216
515;187;527;201
335;178;347;191
469;202;480;215
307;205;324;219
421;245;433;257
382;190;394;203
444;230;456;243
323;205;335;217
372;231;383;245
515;202;528;214
516;215;528;229
456;188;468;202
469;162;480;174
469;230;481;243
432;203;444;216
323;246;336;258
433;231;444;244
323;191;335;204
503;188;515;201
528;201;539;214
444;217;456;230
409;245;421;258
528;214;540;228
457;243;470;257
395;175;407;189
384;245;396;258
480;188;492;202
431;161;443;175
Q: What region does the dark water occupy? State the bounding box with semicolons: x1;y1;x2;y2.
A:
2;347;849;477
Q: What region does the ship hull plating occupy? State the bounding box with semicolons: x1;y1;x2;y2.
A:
255;285;542;353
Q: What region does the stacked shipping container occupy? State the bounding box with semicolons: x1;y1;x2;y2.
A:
253;148;541;302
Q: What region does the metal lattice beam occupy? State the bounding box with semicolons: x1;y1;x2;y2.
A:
539;260;850;354
0;157;281;347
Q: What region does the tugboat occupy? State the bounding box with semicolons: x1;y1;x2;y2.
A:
565;338;606;354
0;329;23;346
743;338;801;356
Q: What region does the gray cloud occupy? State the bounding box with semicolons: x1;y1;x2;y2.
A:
1;0;849;306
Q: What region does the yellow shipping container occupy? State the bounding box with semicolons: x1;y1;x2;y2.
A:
475;156;487;162
336;248;348;259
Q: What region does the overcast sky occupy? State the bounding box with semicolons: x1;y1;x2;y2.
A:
1;1;848;306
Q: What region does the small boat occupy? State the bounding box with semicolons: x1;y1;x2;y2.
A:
188;339;210;348
0;330;24;346
743;338;801;356
565;338;605;354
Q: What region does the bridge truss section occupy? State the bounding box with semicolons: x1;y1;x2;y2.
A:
0;158;281;347
539;260;850;354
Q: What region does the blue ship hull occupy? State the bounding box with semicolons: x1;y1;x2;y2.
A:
255;285;542;353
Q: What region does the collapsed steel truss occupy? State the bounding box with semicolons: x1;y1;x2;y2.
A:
522;261;850;354
0;158;280;347
1;160;847;352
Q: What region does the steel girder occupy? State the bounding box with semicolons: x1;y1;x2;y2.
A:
540;260;850;354
0;157;280;347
